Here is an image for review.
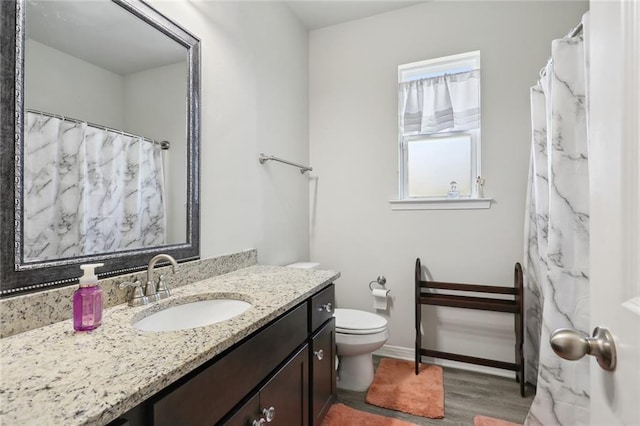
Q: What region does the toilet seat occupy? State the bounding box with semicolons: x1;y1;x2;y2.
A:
334;308;387;335
336;325;388;335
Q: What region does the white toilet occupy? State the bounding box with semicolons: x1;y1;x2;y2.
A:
286;262;389;392
333;308;389;391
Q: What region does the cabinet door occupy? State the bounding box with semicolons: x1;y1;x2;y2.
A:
222;393;260;426
153;304;308;426
311;319;336;425
259;345;309;426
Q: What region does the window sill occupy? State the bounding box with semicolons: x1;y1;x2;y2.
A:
389;197;492;210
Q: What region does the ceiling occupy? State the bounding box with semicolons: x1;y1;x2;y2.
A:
285;1;426;30
26;1;426;75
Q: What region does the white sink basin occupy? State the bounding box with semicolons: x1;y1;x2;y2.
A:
133;298;252;332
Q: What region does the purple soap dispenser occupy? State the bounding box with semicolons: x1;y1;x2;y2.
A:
73;263;104;331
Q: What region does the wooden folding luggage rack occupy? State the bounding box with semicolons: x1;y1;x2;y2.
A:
414;258;525;397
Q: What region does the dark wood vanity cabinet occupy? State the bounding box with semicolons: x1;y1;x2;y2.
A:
109;284;335;426
152;303;309;426
224;346;309;426
309;284;337;425
311;318;336;425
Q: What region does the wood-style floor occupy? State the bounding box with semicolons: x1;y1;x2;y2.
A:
336;357;535;425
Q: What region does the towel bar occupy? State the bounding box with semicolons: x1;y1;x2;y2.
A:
258;153;312;174
414;258;525;397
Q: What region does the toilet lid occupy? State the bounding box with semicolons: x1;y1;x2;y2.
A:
334;308;387;334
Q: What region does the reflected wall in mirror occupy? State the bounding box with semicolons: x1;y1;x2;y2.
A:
24;0;188;261
0;0;201;296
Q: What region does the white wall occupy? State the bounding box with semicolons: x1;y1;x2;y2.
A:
149;1;310;265
25;39;124;128
310;1;589;372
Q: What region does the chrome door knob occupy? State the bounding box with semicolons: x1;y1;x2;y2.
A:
550;327;616;371
314;349;324;360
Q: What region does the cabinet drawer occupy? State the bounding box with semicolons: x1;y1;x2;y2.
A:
310;284;334;332
152;303;308;426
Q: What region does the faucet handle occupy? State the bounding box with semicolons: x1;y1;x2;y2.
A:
119;280;148;307
119;280;141;290
156;274;171;300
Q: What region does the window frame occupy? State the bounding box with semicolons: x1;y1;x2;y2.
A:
401;129;480;199
393;51;489;210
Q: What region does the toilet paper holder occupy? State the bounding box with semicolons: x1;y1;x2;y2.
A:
368;276;388;291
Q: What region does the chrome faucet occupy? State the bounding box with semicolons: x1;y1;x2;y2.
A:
119;254;178;306
146;254;178;301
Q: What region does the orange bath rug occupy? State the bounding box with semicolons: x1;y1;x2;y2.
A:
473;415;523;426
365;358;444;419
321;403;419;426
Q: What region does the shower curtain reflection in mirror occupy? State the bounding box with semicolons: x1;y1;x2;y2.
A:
23;111;167;262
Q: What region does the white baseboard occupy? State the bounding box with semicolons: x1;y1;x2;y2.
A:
374;344;516;380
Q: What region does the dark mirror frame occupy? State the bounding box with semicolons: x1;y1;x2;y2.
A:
0;0;200;297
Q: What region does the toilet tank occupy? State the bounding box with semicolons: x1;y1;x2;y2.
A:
286;262;320;270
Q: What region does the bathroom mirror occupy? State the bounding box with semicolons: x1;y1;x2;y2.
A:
0;0;201;296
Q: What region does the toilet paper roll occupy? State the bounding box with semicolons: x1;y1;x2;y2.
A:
372;288;390;310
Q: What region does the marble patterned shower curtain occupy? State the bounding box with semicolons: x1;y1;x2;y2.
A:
524;14;590;426
23;112;167;261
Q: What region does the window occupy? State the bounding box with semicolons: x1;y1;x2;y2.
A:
391;51;489;210
406;133;473;197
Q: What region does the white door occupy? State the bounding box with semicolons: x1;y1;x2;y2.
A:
589;0;640;424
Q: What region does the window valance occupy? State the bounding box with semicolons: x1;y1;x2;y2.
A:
399;69;480;134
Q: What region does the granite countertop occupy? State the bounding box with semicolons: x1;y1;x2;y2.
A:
0;265;339;425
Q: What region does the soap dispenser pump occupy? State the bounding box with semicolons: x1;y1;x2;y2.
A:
73;263;104;331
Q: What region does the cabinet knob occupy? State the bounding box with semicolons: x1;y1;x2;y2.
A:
318;302;333;313
252;418;266;426
262;406;275;422
314;349;324;360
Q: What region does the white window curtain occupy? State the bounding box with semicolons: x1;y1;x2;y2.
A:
399;69;480;134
